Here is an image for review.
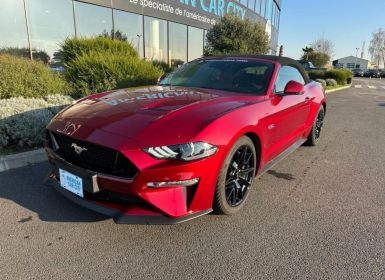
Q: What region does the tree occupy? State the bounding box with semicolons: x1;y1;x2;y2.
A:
204;14;269;56
278;45;283;57
0;47;50;64
100;29;128;41
368;28;385;69
312;37;335;58
302;46;313;60
301;51;330;67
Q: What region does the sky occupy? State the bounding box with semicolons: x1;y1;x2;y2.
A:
278;0;385;61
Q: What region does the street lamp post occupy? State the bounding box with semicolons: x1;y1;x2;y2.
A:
137;34;142;56
355;48;360;69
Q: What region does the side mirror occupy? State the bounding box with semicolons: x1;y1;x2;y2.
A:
284;80;305;95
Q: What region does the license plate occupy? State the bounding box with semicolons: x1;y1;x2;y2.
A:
59;169;84;198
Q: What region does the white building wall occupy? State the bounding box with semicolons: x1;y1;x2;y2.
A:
335;56;370;70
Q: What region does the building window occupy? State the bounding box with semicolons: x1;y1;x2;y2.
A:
346;63;356;69
248;0;255;12
144;16;167;62
0;0;28;53
188;26;203;62
260;0;266;18
169;22;187;67
265;0;272;20
27;0;74;63
114;10;143;57
254;0;261;15
74;1;112;37
240;0;248;7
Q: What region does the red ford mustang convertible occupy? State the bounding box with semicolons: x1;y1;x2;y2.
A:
45;55;326;224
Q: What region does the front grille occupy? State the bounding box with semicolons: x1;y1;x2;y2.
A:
49;132;138;178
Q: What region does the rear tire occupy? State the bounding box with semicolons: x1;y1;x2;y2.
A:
305;106;325;146
213;136;257;215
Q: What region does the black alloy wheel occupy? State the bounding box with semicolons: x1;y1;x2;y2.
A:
225;145;255;207
314;108;324;140
213;136;257;215
304;106;325;146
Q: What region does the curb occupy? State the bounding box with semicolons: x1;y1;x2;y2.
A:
0;148;47;172
325;84;352;94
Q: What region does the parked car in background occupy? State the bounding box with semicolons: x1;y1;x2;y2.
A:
45;56;326;224
351;68;364;77
297;59;327;71
380;70;385;78
364;69;380;78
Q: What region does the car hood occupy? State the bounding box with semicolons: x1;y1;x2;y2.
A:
49;86;263;147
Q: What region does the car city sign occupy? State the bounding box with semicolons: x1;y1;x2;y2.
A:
179;0;247;19
124;0;259;29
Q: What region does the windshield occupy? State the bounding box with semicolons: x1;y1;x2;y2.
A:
159;59;274;95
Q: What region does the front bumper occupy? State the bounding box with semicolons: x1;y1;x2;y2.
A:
45;146;222;224
45;177;211;224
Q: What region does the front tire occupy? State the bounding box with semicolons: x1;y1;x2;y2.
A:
213;136;257;215
305;106;325;146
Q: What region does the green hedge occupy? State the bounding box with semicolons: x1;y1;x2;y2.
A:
0;55;73;99
315;78;326;89
60;37;139;63
65;50;162;96
308;69;352;85
60;37;162;96
0;95;73;148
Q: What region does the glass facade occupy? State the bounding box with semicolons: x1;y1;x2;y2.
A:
114;10;143;57
0;0;281;63
247;0;255;13
255;0;261;15
144;17;168;63
74;2;113;37
0;0;29;51
28;0;74;59
169;22;187;67
188;27;204;61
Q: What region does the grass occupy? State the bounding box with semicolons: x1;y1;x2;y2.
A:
325;84;351;92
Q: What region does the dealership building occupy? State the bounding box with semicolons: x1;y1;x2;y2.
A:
1;0;282;66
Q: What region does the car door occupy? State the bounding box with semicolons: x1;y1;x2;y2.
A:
262;65;310;162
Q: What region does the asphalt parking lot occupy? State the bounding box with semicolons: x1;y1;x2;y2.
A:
1;78;385;280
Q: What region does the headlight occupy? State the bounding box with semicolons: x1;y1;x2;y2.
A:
144;142;218;161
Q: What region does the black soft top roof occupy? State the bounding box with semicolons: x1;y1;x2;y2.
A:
203;55;311;83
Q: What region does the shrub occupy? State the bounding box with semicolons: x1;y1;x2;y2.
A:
308;69;352;85
347;76;352;84
315;79;327;89
0;55;73;99
326;79;338;86
308;70;326;80
59;37;139;64
0;95;74;148
324;69;352;85
59;37;163;96
0;47;50;64
65;51;162;96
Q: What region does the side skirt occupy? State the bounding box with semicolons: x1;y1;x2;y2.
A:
257;138;306;178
